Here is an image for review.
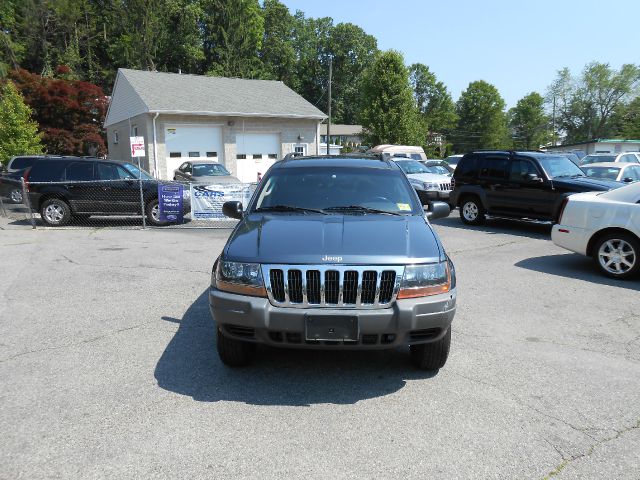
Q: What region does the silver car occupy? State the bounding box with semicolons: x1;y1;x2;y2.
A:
581;162;640;183
173;160;240;184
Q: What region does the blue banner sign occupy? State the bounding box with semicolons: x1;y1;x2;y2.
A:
158;184;184;223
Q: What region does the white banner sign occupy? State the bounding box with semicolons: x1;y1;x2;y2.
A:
190;184;255;220
130;136;146;157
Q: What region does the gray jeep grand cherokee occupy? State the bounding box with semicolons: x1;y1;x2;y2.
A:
210;156;457;370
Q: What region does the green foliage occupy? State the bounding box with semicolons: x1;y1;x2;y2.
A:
202;0;265;78
508;92;550;149
613;96;640;139
360;51;423;146
327;23;378;124
409;63;457;156
546;62;640;143
261;0;298;88
410;63;457;132
0;0;25;77
453;80;508;151
0;81;43;164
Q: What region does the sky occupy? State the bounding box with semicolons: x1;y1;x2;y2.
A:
281;0;640;108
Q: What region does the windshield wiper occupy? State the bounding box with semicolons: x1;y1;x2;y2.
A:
256;205;328;215
324;205;402;216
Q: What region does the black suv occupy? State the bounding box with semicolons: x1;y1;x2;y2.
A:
24;157;176;226
450;151;621;225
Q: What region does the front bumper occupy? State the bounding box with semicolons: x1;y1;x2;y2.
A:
210;287;457;350
417;189;451;205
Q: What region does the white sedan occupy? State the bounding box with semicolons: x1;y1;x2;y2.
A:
552;182;640;279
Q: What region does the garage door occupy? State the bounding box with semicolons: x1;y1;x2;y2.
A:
236;133;280;183
165;126;223;179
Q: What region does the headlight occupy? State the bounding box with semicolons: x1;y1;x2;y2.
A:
409;179;439;191
398;261;451;298
214;260;266;297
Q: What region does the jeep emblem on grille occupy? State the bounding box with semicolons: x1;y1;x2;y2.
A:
322;255;343;262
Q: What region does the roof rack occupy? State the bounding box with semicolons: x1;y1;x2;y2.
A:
282;152;387;162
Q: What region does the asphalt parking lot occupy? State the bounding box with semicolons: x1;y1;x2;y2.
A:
1;214;638;479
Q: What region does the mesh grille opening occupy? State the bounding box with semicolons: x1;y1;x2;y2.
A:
324;270;339;304
287;270;303;303
306;270;321;304
270;269;285;302
379;271;396;303
343;270;358;304
361;271;377;304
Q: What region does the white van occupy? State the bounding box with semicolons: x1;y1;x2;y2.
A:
368;145;427;161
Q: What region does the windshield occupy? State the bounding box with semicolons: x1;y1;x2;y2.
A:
253;167;420;215
192;163;230;176
538;156;585;178
395;160;430;175
582;166;620;180
581;155;616;165
122;163;154;180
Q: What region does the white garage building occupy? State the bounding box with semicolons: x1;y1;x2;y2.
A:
105;69;326;182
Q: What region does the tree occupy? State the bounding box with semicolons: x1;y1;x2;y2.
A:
410;63;457;156
546;62;640;143
360;50;422;146
614;96;640;139
0;80;43;164
508;92;550;149
201;0;265;78
327;23;378;124
260;0;298;88
453;80;508;151
10;69;107;156
0;0;25;77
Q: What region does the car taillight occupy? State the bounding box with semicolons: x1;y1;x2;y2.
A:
23;170;30;192
557;197;569;223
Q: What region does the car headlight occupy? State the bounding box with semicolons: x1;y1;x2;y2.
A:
213;260;266;297
398;261;451;298
422;182;439;190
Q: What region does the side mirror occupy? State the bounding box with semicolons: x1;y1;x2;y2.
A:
426;201;450;221
525;173;543;183
222;201;243;219
623;177;634;183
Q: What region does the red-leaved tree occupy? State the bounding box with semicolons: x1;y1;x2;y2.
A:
10;68;108;157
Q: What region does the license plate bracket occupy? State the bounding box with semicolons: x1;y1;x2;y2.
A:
305;315;359;341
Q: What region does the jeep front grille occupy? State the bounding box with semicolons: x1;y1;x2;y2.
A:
440;182;452;191
263;265;405;309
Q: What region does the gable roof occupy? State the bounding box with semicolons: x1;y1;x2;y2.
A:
105;69;327;127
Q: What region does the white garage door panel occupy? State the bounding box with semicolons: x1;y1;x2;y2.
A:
165;126;223;179
236;133;280;183
236;133;280;155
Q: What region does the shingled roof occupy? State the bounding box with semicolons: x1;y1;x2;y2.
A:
105;69;326;127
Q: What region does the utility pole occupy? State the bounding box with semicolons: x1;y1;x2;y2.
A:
552;96;557;146
327;56;332;156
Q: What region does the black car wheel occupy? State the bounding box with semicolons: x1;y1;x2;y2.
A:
9;188;23;204
145;199;167;226
40;198;71;226
216;327;256;367
460;196;486;225
594;232;639;279
410;327;451;370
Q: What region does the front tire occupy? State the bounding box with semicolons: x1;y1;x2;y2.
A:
460;196;486;225
216;327;256;367
40;198;71;226
410;327;451;370
594;233;639;279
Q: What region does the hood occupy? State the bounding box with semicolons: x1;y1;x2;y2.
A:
552;176;621;192
224;213;443;265
193;175;241;184
407;173;450;183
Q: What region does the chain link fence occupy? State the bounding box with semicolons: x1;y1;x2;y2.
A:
0;177;257;229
